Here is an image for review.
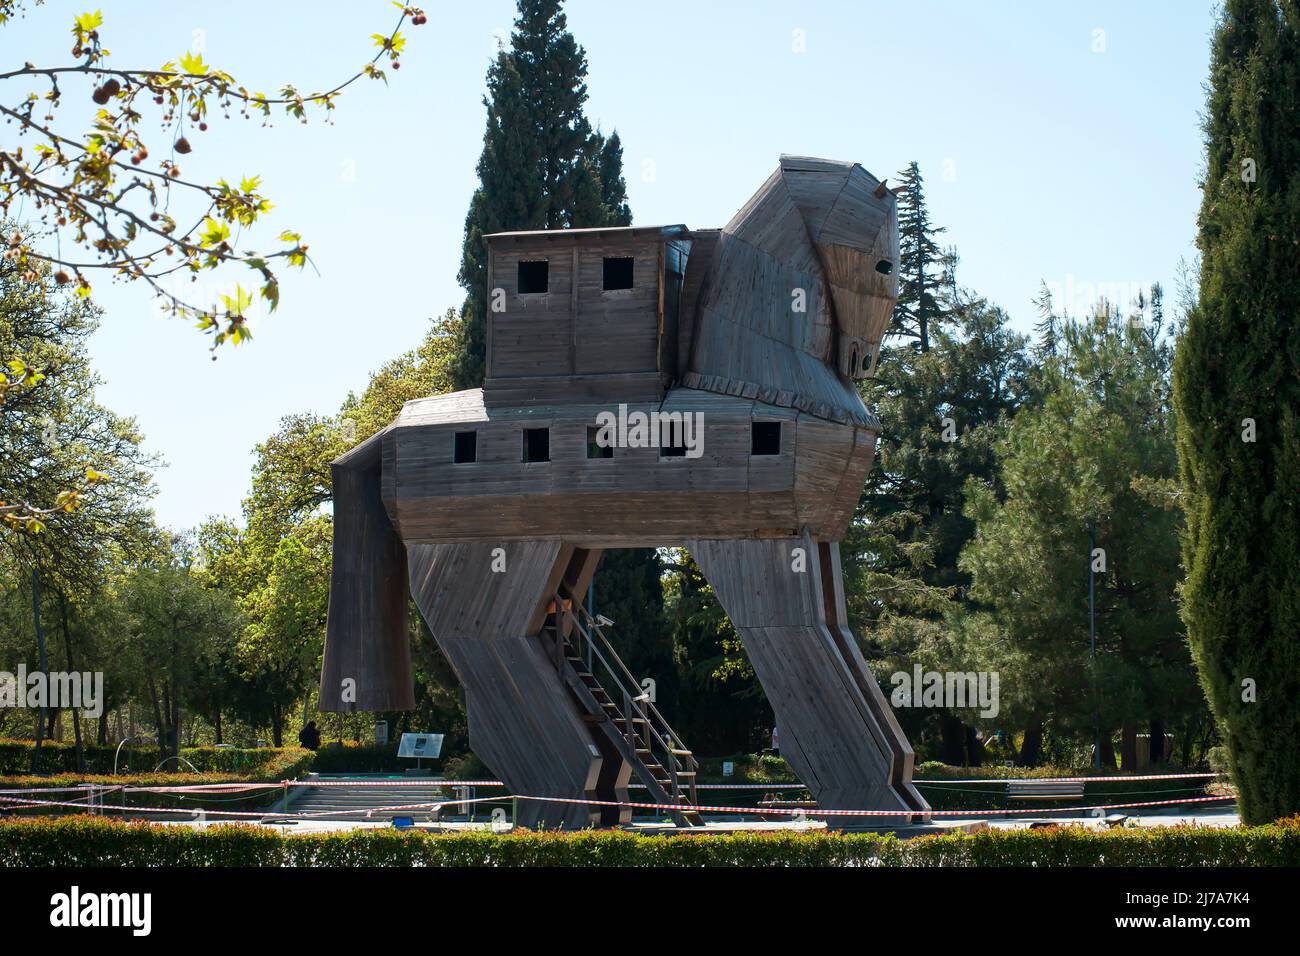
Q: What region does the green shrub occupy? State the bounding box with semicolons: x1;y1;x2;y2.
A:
0;816;1294;867
0;749;314;817
697;754;798;785
0;738;303;776
307;742;403;774
693;756;1214;811
440;752;490;780
1208;746;1230;775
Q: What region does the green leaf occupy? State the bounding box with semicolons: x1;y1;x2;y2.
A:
220;284;254;317
199;217;230;248
74;10;103;32
178;51;208;75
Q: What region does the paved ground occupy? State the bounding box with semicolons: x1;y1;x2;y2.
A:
158;803;1240;836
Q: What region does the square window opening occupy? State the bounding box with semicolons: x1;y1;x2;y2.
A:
660;419;688;458
453;430;478;464
586;426;614;459
752;421;782;456
523;427;550;463
602;256;634;291
518;259;549;294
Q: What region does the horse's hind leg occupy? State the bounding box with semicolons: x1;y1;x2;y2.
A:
689;535;928;821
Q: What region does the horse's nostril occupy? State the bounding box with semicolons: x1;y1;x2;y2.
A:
875;259;893;275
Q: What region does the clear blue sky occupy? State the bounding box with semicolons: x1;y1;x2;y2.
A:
13;1;1217;531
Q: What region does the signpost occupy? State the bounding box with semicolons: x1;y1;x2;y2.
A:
397;732;443;772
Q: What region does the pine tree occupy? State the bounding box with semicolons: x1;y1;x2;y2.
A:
1173;0;1300;824
890;161;949;353
452;0;631;389
964;301;1202;770
596;132;633;226
448;2;660;721
848;290;1031;764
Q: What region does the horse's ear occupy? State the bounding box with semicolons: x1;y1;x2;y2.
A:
319;431;415;712
873;179;889;199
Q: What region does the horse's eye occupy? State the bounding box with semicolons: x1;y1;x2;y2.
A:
875;259;893;276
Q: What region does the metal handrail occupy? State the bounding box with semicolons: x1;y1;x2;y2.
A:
563;594;698;773
553;591;699;806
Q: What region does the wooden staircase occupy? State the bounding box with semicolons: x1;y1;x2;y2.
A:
545;589;703;827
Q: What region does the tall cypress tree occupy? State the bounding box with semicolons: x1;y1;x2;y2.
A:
450;1;659;709
453;0;630;389
1173;0;1299;824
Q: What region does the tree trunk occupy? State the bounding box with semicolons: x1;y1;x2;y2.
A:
29;569;48;774
1018;715;1044;767
170;686;180;762
964;725;985;767
214;706;222;746
145;670;165;748
1121;723;1139;770
1149;718;1166;765
1099;732;1117;769
271;702;283;748
97;710;109;745
58;592;85;773
938;713;966;764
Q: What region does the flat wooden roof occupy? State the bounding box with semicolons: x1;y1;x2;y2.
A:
485;224;690;243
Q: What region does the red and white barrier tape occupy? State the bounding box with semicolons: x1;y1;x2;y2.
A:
0;791;504;821
915;772;1220;785
511;793;1236;818
0;789;1235;823
0;772;1223;798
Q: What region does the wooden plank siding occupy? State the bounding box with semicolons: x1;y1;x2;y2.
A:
318;157;929;825
319;432;415;712
381;388;874;546
689;536;924;818
406;541;602;829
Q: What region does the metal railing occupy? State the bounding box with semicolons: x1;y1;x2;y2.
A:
551;589;699;807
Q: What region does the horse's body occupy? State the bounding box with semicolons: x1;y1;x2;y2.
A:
319;156;928;827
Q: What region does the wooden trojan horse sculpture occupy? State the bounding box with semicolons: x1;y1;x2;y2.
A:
320;155;930;828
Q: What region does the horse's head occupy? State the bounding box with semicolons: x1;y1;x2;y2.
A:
733;155;898;380
685;156;898;426
784;156;899;380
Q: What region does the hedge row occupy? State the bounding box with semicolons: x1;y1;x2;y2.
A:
307;742;407;774
0;815;1294;867
693;756;1212;810
0;749;314;817
4;738;461;777
0;738;299;775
